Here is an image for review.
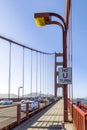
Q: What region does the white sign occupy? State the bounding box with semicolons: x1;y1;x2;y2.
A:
58;67;72;84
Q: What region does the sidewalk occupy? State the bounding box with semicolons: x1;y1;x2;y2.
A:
13;100;75;130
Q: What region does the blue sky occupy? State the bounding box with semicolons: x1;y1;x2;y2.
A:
0;0;87;98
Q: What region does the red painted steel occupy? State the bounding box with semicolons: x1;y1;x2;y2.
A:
26;102;29;118
68;99;87;130
66;0;71;28
54;53;63;98
79;103;87;113
0;35;54;55
17;104;21;125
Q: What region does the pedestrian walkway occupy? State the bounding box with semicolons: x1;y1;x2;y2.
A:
13;100;75;130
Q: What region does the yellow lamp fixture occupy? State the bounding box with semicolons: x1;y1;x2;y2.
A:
34;17;46;27
34;13;50;27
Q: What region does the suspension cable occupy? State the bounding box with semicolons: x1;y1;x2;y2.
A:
51;54;54;96
45;55;47;99
43;54;44;98
47;56;49;97
0;35;55;55
8;42;11;99
30;50;32;98
36;52;38;97
22;47;24;98
40;53;42;97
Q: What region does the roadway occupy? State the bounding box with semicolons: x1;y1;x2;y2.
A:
0;101;48;129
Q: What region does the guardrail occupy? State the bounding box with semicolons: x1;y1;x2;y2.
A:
0;99;58;130
77;101;87;113
68;99;87;130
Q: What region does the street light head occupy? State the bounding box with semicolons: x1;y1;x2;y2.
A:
34;17;46;27
34;13;50;27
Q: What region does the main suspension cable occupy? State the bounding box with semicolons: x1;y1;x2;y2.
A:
0;35;55;55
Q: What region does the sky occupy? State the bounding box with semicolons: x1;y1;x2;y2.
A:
0;0;87;98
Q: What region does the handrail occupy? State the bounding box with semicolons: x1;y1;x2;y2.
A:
68;99;87;130
79;103;87;113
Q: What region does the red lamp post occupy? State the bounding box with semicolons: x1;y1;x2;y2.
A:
34;0;71;122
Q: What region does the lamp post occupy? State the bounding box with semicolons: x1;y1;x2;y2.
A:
18;86;23;99
34;12;68;122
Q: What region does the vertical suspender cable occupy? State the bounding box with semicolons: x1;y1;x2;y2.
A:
40;53;41;96
45;55;47;100
22;47;24;98
70;0;73;120
68;0;72;100
8;42;11;99
52;55;54;95
0;35;55;99
50;55;52;95
43;54;44;97
48;55;51;96
50;55;53;96
67;0;73;119
44;54;46;104
70;0;73;101
45;55;46;99
67;4;70;101
36;52;38;97
47;56;49;97
31;50;32;98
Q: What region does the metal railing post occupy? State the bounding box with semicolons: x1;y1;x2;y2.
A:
85;114;87;130
26;102;29;118
17;104;21;125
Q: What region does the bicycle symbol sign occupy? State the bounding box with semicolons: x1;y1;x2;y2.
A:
58;67;72;84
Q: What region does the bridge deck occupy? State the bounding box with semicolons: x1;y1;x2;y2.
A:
13;100;75;130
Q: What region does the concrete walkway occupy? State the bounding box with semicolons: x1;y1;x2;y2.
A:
13;100;75;130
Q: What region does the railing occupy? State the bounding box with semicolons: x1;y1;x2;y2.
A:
68;99;87;130
77;101;87;113
0;99;57;130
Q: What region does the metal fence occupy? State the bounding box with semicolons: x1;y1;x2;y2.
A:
68;99;87;130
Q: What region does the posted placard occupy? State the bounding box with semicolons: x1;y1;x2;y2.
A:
58;67;72;84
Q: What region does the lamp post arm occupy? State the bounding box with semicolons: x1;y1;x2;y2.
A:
46;21;64;31
48;12;66;30
46;20;67;67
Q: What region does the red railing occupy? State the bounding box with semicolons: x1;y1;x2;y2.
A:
78;102;87;113
0;99;57;130
68;99;87;130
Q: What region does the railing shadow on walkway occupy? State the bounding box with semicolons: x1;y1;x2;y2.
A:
27;124;66;130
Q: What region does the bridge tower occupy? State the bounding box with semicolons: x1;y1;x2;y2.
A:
54;52;63;97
